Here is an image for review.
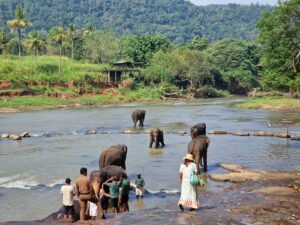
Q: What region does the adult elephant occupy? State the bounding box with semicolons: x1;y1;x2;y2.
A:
190;123;206;138
132;109;146;128
99;144;127;170
90;165;127;199
149;128;165;148
188;135;210;172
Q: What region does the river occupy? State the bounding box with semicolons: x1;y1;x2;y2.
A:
0;98;299;222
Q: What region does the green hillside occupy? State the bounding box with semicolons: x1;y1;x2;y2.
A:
0;0;273;41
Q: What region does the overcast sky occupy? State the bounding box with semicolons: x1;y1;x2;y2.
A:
189;0;277;5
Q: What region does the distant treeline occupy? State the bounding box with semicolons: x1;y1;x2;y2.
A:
0;0;273;42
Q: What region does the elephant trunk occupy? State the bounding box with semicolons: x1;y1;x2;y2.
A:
91;180;100;199
154;137;159;148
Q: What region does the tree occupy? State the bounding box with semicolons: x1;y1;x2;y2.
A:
184;50;213;89
257;0;300;93
25;31;47;69
123;35;171;65
188;37;209;51
7;6;32;59
51;26;67;73
205;39;260;93
67;24;76;60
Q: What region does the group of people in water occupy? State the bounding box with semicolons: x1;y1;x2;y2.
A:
60;167;145;222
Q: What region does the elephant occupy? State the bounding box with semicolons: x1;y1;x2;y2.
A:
132;109;146;127
90;165;128;199
99;144;127;170
188;135;210;172
149;128;165;148
190;123;206;138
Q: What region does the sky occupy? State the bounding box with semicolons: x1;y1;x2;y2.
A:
189;0;277;5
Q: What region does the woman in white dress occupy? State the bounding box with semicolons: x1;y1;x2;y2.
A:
178;153;199;211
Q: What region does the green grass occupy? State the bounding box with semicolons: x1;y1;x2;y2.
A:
235;97;300;109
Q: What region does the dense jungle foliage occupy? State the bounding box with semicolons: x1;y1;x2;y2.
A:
0;0;299;99
0;0;273;42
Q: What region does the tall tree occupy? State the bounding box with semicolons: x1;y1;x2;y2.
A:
67;24;76;60
7;6;32;59
257;0;300;93
25;31;47;69
51;26;67;73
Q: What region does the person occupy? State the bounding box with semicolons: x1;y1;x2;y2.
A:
75;167;105;221
135;173;145;199
103;176;120;214
99;184;110;214
178;154;199;211
86;201;97;220
60;178;75;222
119;174;130;212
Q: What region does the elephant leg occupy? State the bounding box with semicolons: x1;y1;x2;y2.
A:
161;135;165;147
91;181;100;199
140;119;144;127
154;139;159;148
203;150;208;172
149;137;153;148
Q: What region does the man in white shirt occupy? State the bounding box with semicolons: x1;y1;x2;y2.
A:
60;178;75;222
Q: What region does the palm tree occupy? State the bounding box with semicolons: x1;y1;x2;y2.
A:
67;24;76;60
51;26;66;74
7;6;32;59
25;31;46;69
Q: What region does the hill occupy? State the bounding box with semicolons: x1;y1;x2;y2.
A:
0;0;273;41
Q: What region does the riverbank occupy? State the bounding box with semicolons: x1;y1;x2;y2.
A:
235;97;300;111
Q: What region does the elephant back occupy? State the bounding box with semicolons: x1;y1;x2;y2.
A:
99;145;127;169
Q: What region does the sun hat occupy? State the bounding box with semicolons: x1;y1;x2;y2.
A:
183;154;194;162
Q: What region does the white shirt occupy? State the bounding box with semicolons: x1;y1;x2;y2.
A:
60;184;75;206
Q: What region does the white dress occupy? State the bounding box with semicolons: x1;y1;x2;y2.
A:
178;162;199;209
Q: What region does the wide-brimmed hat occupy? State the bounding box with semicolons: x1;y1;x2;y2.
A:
183;154;194;162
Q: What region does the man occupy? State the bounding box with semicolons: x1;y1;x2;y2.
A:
103;176;120;214
135;173;145;199
75;167;105;221
60;178;75;222
119;174;130;212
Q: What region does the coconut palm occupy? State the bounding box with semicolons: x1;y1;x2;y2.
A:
51;26;66;73
7;6;32;59
25;31;47;69
67;24;76;60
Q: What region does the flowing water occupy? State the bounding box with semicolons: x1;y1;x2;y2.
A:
0;98;300;222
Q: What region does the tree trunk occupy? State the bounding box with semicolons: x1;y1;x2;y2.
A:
59;45;62;74
17;29;21;59
35;48;38;70
71;38;74;60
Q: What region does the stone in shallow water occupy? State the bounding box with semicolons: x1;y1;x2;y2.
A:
1;133;9;138
9;134;22;140
123;129;139;134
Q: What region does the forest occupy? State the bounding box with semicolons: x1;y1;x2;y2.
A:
0;0;299;107
0;0;273;42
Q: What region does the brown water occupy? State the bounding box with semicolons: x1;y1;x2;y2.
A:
0;98;299;222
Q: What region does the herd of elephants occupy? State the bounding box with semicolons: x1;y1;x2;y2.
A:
89;109;210;200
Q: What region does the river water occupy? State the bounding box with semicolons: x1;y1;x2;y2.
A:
0;98;299;222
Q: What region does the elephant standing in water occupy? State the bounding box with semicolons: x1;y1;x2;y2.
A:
188;135;210;172
99;144;127;170
190;123;206;138
149;128;165;148
90;165;127;199
132;109;146;127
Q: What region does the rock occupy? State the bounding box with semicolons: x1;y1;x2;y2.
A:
20;131;30;138
178;131;186;135
232;132;250;136
86;130;97;135
290;136;300;141
1;134;9;138
9;134;22;140
253;131;274;137
292;184;299;190
123;130;139;134
253;186;297;196
144;130;152;134
208;130;228;135
274;133;290;138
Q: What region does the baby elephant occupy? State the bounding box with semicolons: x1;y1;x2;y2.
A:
132;109;146;128
149;128;165;148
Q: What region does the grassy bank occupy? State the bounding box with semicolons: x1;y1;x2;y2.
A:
235;97;300;110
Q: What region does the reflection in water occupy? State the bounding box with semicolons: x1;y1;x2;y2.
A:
0;98;300;222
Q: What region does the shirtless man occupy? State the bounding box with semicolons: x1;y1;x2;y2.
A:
75;167;105;221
